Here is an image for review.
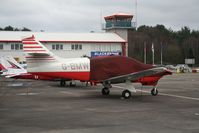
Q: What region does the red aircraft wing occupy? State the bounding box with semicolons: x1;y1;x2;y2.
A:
102;67;170;84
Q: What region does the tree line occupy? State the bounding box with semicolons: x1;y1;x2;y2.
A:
0;26;31;31
128;25;199;66
1;25;199;65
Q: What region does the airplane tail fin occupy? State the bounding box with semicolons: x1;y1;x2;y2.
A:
0;56;27;77
22;35;58;63
0;57;9;71
0;57;9;76
5;56;25;70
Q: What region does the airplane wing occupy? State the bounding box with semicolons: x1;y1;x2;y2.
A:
102;67;168;83
5;74;20;78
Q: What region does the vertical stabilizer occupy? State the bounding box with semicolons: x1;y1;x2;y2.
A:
22;35;58;64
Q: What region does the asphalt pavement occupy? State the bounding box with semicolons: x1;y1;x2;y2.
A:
0;73;199;133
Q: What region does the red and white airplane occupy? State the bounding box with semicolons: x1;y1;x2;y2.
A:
0;56;55;80
21;35;172;99
0;56;27;78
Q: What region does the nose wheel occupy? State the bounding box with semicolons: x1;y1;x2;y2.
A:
122;90;131;99
151;87;158;96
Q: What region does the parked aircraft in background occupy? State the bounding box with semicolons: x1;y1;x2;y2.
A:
21;35;172;99
0;56;56;81
0;56;27;78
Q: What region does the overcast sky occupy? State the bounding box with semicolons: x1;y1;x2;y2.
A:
0;0;198;32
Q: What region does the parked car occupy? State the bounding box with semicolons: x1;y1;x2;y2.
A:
176;64;191;73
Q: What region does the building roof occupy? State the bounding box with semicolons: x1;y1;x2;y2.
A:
0;31;126;43
104;13;133;20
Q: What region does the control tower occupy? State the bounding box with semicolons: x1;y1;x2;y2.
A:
103;13;135;56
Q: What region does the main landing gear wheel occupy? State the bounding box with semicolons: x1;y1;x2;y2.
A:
151;88;158;96
69;81;76;87
101;88;110;96
60;80;66;87
122;90;131;99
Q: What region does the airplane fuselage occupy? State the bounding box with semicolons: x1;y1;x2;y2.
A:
27;56;171;85
28;57;90;81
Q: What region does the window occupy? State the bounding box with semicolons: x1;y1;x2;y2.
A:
15;44;19;50
20;44;23;50
71;45;75;50
56;44;59;50
52;44;63;50
75;44;78;50
79;45;82;50
71;44;82;50
11;43;23;50
0;44;3;50
52;45;55;50
60;45;63;50
11;44;15;50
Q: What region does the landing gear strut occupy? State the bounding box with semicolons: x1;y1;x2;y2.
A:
101;81;112;96
60;80;66;87
101;87;110;96
122;90;131;99
69;81;76;87
151;87;158;96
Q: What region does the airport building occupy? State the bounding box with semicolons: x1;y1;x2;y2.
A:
0;13;135;62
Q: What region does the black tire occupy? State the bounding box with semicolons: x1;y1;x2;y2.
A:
151;88;158;96
60;80;66;87
122;90;131;99
101;88;110;95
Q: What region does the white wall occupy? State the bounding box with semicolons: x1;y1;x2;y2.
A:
47;43;122;58
106;29;128;56
48;43;92;58
0;42;122;61
0;43;25;61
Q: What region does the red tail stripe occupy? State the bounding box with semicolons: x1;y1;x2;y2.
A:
22;39;35;41
23;46;42;48
26;56;54;58
24;50;47;52
26;59;55;60
26;57;54;59
0;64;6;70
23;42;38;44
22;35;35;41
